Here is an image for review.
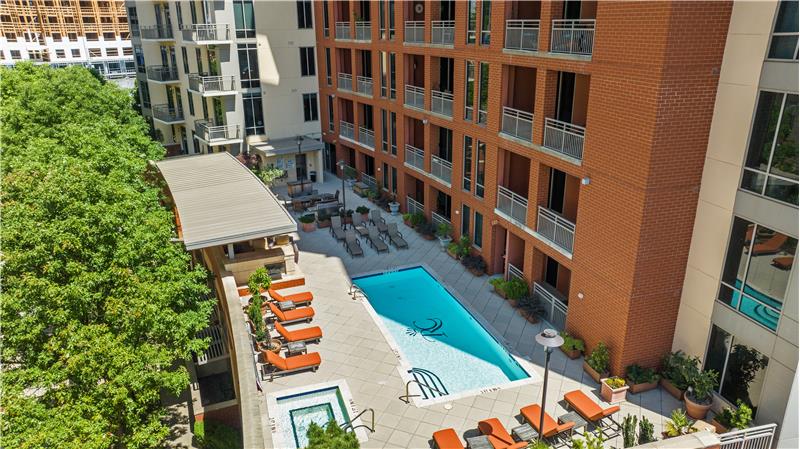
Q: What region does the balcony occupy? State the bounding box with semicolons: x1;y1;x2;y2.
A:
406;196;424;215
152;104;184;124
146;65;179;83
361;172;377;188
182;24;231;44
533;282;568;330
550;19;595;56
188;75;236;96
404;85;425;110
543;118;585;161
335;22;351;40
431;90;454;117
194;121;242;145
496;185;528;226
537;206;575;255
355;21;371;41
505;20;539;52
501;106;534;142
339;120;355;141
140;25;173;41
338;72;353;92
506;263;524;282
404;144;425;172
404;21;424;44
431;211;451;229
430;155;452;185
358;126;375;150
431;21;455;45
356;75;373;96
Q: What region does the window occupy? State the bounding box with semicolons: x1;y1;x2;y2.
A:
467;0;477;43
388;0;395;39
704;325;770;412
718;217;796;331
86;32;98;41
140;82;151;108
297;0;313;29
176;2;183;28
234;1;256;39
123;48;133;56
478;62;489;124
195;48;203;73
181;47;189;73
325;47;332;85
243;92;265;135
462;204;471;236
52;32;62;41
389;52;396;99
383;162;389;189
55;49;65;58
238;43;259;88
379;0;386;39
300;47;315;76
381;109;388;152
741;91;798;205
327;95;335;132
379;51;388;97
475;140;485;197
0;50;4;60
390;111;397;155
106;48;119;57
10;50;20;60
67;32;77;41
480;0;491;45
463;136;473;191
464;60;475;121
88;48;102;58
187;91;195;116
190;1;197;24
391;166;397;193
134;46;144;71
323;0;330;37
474;211;483;248
303;93;318;121
768;0;798;60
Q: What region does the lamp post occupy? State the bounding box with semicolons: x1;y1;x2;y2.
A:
337;159;347;224
535;328;564;443
295;135;304;182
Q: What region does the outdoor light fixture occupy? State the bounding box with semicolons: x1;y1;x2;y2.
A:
581;177;591;185
337;159;347;221
535;329;564;442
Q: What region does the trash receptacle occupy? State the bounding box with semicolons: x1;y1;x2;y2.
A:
309;171;317;182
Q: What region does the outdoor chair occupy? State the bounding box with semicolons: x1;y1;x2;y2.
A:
330;216;346;241
432;428;465;449
387;223;408;249
520;404;575;443
266;301;314;324
367;227;389;253
563;390;620;435
477;418;529;449
267;287;314;306
352;213;369;237
274;321;322;344
370;209;389;234
345;230;364;257
261;349;321;381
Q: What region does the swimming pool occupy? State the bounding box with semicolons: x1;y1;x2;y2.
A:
353;265;537;405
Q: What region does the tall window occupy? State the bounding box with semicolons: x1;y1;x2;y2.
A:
379;0;386;39
300;47;316;76
391;166;397;193
704;325;770;412
480;0;491;45
325;48;332;85
303;93;319;121
382;162;389;188
297;0;313;29
134;45;145;73
243;92;264;135
195;48;203;73
379;51;388;97
187;91;195;116
238;43;259;88
741;91;798;206
388;0;395;39
474;211;483;247
233;0;256;39
128;6;139;32
464;60;475;121
478;62;489;124
389;52;396;99
140;82;151;108
467;0;477;44
381;109;389;152
768;0;798;60
181;47;189;73
175;2;183;28
390;111;397;155
719;217;796;331
463;136;473;191
475;140;485;197
462;204;471;236
322;0;330;37
327;95;335;132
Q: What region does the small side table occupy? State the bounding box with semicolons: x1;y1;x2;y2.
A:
277;300;295;311
465;435;493;449
511;423;539;442
559;411;588;433
286;341;307;357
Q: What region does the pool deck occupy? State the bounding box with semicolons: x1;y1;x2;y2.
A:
260;176;682;449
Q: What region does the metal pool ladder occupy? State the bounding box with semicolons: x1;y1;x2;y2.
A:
340;408;376;434
348;284;366;300
399;368;449;403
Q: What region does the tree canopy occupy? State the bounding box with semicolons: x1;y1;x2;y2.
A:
1;63;215;448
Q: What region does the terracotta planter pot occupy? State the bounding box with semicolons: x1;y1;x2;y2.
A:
601;379;630;404
447;248;460;260
344;216;353;224
316;220;331;229
628;380;659;394
583;361;608;384
492;286;507;299
468;267;485;277
421;234;435;240
508;299;519;308
360;213;369;221
684;393;712;420
301;222;316;232
561;346;582;360
711;418;730;434
660;378;686;401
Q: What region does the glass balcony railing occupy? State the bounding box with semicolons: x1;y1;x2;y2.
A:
404;21;424;44
404;144;425;171
431;90;454;117
496;185;528;225
404;84;425;110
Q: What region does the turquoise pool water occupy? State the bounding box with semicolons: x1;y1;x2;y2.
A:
353;266;530;399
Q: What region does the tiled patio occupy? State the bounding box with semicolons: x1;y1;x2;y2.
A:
260;175;681;449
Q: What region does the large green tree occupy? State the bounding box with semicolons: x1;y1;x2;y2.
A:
1;63;215;448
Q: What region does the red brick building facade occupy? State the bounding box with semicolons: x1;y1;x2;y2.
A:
314;0;732;373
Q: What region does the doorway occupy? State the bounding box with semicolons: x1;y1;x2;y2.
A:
295;153;308;180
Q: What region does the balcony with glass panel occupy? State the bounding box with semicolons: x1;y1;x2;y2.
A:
550;19;595;56
146;65;179;83
500;65;536;143
534;167;580;257
431;57;454;118
152;104;184;124
187;74;237;96
432;21;455;46
181;24;232;45
140;25;173;41
338;72;353;92
404;54;426;110
404;117;426;173
355;21;371;41
335;22;351;40
355;49;373;97
194;121;242;145
430;125;453;186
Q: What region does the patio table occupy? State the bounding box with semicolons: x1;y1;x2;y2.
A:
465;435;492;449
277;300;295;311
286;341;307;357
511;423;539;442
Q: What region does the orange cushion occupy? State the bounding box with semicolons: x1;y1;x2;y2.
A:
478;418;516;449
284;352;321;370
269;288;314;304
275;322;322;342
268;302;314;322
564;390;613;421
432;428;464;449
520;404;560;438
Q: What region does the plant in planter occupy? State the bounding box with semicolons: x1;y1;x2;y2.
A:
355;205;370;220
316;211;332;229
503;277;528;307
365;188;378;202
517;294;545;323
299;213;316;232
409;212;426;229
663;409;696;439
583;342;610;383
660;351;700;400
436;223;453;247
402;212;413;227
625;364;660;394
571;431;604;449
461;254;487;276
712;400;752;433
601;376;630;404
446;241;461;260
622;414;638;448
489;277;507;298
417;222;437;240
559;331;585;359
684;369;719;419
388;194;400;215
638;417;656;445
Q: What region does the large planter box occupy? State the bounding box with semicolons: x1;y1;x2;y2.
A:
561;346;582;360
316;220;331;229
711;418;730;434
601;379;630;404
447;247;460;260
660;378;686;401
301;222;315;232
468;267;485;277
628;380;659;394
583;361;608;384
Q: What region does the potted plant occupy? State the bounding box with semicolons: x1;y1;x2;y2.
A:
436;223;453;247
402;212;413;227
409;212;426;229
503;277;528;308
417;222;437;240
583;342;610;383
559;331;584;359
355;205;370;221
461;254;486;276
684;369;719;419
660;351;699;400
625;364;660;394
489;278;507;298
248;267;272;296
663;409;696;439
316;211;331;229
601;376;630;404
518;294;544;323
299;214;316;232
638;417;656;445
712;400;752;433
388;194;400;215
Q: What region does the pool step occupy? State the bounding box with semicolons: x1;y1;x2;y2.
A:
409;368;449;400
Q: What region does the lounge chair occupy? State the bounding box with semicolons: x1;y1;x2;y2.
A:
261;349;321;381
432;428;465;449
352;213;369;237
478;418;529;449
330;215;346;241
268;288;314;307
266;301;314;324
387;223;408;249
772;256;794;270
274;321;322;344
370;209;389;234
345;230;364;257
367;227;389;253
753;234;789;255
563;390;620;432
520;404;575;442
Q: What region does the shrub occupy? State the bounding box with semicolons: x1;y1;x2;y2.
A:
436;222;452;238
355;205;369;214
305;420;360;449
560;331;585;352
587;342;610;374
604;377;626;389
194;420;243;449
461;254;486;272
571;431;604;449
664;409;696;437
638;417;656;445
661;351;700;390
455;235;471;258
528;440;552;449
503;277;529;301
489;277;506;294
417;222;437;237
688;369;719;404
715;400;752;429
622;414;638;448
299;214;316;224
409;212;426;227
402;212;413;222
447;241;460;255
625;364;659;384
248;267;272;296
518;294;545;318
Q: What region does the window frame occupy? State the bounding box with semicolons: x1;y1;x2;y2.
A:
243;91;265;136
463;135;473;192
296;0;313;29
766;0;799;61
473;211;483;248
302;93;319;122
299;47;316;77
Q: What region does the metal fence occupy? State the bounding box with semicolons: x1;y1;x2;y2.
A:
405;144;425;171
358;126;375;149
404;21;425;43
355;21;371;40
507;263;524;282
533;282;568;330
182;23;230;42
405;84;425;110
152;104;184;122
140;25;173;40
431;20;455;45
501;106;534;142
339;120;355;140
719;424;776;449
550;19;595;56
195;121;240;142
357;75;373;96
146;65;179;82
543;118;585;160
335;22;351;40
496;186;528;225
504;20;539;52
338;72;353;91
431;211;451;229
406;196;424;216
537;206;576;254
430;155;452;184
188;75;236;94
431;90;454;117
361;172;377;188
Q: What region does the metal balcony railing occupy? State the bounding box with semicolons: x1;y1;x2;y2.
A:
358;126;375;149
431;20;455;45
543;118;586;161
338;72;353;91
431;90;454;117
719;424;776;449
195;121;240;142
339;120;355;140
335;21;351;40
404;21;424;44
355;21;371;40
356;75;373;96
533;282;568;330
140;25;173;40
361;172;377;188
182;23;231;43
550;19;595;56
430;155;452;184
506;263;524;282
152;104;184;123
404;85;425;110
537;206;575;254
496;185;528;225
146;65;179;82
406;196;424;215
188;75;236;94
501;106;534;142
505;19;539;52
431;211;451;229
405;144;425;171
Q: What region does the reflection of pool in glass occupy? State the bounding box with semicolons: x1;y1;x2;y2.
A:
728;279;782;330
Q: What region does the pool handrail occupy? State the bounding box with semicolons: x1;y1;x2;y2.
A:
340;407;375;434
399;378;448;403
349;283;367;300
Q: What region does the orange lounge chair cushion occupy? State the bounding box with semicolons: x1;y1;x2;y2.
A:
478;418;529;449
268;288;314;304
264;349;321;371
520;404;574;438
267;302;314;322
275;322;322;342
432;428;464;449
564;390;620;422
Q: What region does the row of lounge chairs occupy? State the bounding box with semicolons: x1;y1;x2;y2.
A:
330;210;408;257
433;390;619;449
